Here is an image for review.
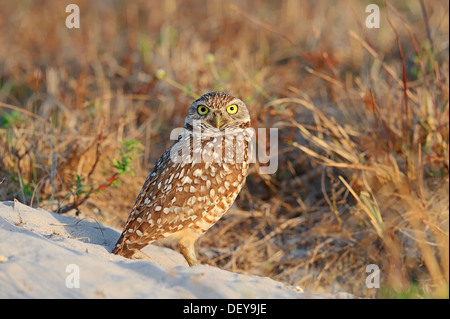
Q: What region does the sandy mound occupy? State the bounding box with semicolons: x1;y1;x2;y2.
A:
0;201;355;298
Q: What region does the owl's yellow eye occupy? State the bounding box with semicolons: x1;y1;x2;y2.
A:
197;105;209;115
226;104;238;114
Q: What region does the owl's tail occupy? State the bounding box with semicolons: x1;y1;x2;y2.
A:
112;233;148;259
112;234;134;258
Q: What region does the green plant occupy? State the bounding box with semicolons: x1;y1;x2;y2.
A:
57;140;143;214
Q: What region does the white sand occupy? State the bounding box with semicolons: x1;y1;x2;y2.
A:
0;201;355;298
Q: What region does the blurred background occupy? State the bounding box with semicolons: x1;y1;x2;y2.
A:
0;0;448;298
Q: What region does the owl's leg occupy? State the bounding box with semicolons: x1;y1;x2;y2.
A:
178;236;199;267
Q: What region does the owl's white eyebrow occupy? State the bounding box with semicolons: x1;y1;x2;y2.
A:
227;99;241;106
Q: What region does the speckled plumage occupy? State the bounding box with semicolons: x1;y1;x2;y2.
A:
112;92;252;266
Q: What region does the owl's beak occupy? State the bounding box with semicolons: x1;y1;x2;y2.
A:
211;112;223;129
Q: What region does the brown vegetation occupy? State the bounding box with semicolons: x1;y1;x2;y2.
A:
0;0;448;298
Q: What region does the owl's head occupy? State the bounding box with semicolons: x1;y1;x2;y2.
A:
184;92;251;131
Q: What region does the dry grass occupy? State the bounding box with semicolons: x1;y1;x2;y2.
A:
0;0;448;298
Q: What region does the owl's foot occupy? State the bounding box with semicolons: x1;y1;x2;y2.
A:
179;238;199;267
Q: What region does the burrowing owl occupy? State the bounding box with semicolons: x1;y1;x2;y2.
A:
112;91;252;266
